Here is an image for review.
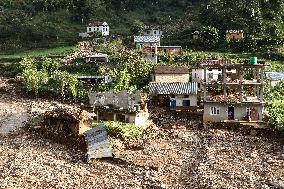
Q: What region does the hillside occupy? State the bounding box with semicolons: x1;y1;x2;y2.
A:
1;0;283;53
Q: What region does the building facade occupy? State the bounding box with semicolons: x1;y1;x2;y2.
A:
152;65;189;83
202;60;265;123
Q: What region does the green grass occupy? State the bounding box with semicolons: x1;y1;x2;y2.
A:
93;121;143;138
0;46;77;59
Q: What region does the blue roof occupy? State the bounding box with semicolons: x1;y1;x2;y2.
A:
149;82;198;95
134;35;160;43
266;72;284;81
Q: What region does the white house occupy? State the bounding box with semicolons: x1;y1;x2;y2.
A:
192;68;237;83
79;21;109;37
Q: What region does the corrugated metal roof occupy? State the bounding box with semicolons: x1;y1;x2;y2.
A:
134;36;160;43
149;82;198;95
266;72;284;81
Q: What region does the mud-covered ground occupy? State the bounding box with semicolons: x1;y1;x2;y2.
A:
0;77;283;189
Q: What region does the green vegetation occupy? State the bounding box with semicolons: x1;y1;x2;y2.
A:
0;46;76;59
19;57;85;100
93;121;143;138
265;80;284;132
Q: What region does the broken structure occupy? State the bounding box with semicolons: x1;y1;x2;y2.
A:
143;46;182;64
202;59;265;123
89;90;149;126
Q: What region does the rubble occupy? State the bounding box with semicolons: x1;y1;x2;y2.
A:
0;77;283;188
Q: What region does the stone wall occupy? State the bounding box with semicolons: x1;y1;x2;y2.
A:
154;73;189;83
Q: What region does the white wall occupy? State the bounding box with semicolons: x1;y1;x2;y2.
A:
170;94;197;107
192;68;237;83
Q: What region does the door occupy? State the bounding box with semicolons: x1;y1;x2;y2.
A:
250;107;258;121
228;106;235;120
170;100;176;110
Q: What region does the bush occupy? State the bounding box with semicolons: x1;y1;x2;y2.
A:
93;121;143;138
265;80;284;132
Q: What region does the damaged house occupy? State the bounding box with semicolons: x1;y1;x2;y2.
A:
89;90;149;126
201;59;265;123
143;46;182;64
192;60;237;85
149;65;198;111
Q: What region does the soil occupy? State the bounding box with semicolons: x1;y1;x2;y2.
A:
0;77;283;189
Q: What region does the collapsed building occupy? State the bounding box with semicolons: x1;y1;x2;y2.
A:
89;90;149;126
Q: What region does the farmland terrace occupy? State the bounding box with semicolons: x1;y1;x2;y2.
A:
0;77;283;189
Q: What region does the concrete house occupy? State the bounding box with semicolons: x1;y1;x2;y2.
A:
149;65;198;111
226;30;244;40
79;21;109;37
265;72;284;86
152;65;189;83
202;60;265;123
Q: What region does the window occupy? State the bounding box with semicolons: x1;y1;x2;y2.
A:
246;107;252;115
106;27;108;31
194;73;197;78
218;68;221;71
208;73;213;79
227;68;231;71
210;107;220;115
183;100;190;107
89;28;91;32
208;68;212;71
154;31;156;34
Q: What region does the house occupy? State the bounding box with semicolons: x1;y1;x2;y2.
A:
143;28;163;36
226;30;244;40
192;30;200;40
142;46;182;64
79;21;109;37
202;60;265;123
149;82;198;111
192;60;237;84
85;53;108;64
134;36;160;49
152;65;189;83
265;72;284;86
89;90;149;126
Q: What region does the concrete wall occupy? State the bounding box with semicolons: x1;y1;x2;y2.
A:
203;103;264;122
153;73;189;82
170;94;197;107
192;68;237;83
